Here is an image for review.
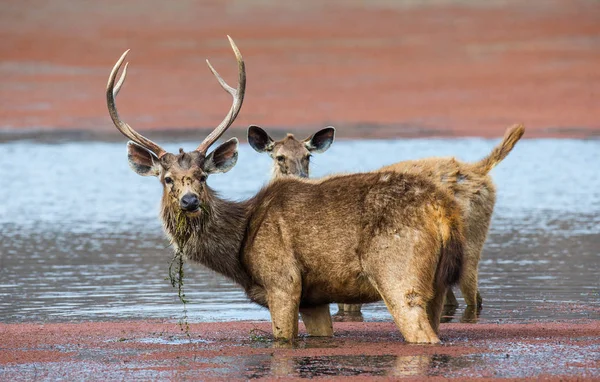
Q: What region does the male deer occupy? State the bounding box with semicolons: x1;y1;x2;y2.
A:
247;125;363;315
106;37;466;344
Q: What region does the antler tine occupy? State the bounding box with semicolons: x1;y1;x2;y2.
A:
106;50;167;158
113;62;128;98
196;35;246;154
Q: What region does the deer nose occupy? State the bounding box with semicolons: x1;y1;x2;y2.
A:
180;193;200;211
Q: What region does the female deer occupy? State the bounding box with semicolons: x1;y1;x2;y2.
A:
247;125;363;315
248;123;525;322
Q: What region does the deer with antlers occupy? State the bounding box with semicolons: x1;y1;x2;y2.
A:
247;124;525;321
106;37;465;344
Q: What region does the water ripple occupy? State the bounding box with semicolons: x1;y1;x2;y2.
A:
0;138;598;323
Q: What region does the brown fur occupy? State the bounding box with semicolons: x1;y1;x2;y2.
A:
249;124;524;316
248;126;363;315
266;134;313;178
379;124;525;311
129;141;465;344
247;125;335;179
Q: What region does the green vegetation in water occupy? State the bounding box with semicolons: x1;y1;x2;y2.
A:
168;249;190;337
249;328;271;343
166;211;192;337
166;207;209;338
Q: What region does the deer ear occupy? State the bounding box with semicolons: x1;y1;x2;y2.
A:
127;142;160;176
204;138;239;174
247;125;274;153
304;126;335;153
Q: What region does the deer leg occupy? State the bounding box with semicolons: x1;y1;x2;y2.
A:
338;303;362;313
459;258;481;308
300;305;333;337
361;228;446;344
267;287;301;342
362;234;441;344
427;287;447;334
444;288;458;306
375;283;440;344
459;243;483;322
461;205;490;309
364;262;439;344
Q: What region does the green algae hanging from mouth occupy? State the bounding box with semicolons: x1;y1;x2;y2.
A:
168;249;190;337
166;211;193;337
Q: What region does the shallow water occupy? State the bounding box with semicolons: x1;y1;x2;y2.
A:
0;138;598;323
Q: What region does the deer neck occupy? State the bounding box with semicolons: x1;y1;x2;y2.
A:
160;188;252;289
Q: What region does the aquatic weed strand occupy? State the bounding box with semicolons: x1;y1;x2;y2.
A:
168;249;190;337
166;211;193;337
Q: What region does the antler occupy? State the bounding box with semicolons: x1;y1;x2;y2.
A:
196;35;246;154
112;61;128;98
106;50;167;159
106;36;245;157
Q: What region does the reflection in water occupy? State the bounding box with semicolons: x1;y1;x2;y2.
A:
244;352;480;378
0;139;599;323
235;335;595;379
441;304;459;323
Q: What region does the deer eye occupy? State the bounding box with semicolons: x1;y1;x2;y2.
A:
199;174;207;182
164;177;173;184
276;156;285;163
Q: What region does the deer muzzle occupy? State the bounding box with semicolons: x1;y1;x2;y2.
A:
180;193;200;212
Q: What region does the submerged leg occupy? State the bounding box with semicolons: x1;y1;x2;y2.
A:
444;288;459;306
459;263;481;308
300;305;334;337
459;245;483;322
427;287;447;334
461;203;491;309
441;303;458;323
337;303;363;313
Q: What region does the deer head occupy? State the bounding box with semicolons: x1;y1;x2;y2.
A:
106;36;245;216
247;125;335;178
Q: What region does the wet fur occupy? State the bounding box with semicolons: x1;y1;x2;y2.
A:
248;126;362;316
160;168;465;343
250;124;524;315
378;124;525;308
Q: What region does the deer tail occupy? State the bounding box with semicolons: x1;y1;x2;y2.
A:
473;124;525;175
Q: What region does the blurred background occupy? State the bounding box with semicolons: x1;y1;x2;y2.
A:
0;0;599;141
0;0;598;324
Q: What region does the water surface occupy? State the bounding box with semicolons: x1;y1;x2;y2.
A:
1;138;598;323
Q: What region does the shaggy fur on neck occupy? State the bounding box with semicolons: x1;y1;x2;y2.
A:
161;187;253;290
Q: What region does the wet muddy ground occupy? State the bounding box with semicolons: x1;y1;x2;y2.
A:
1;321;598;380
